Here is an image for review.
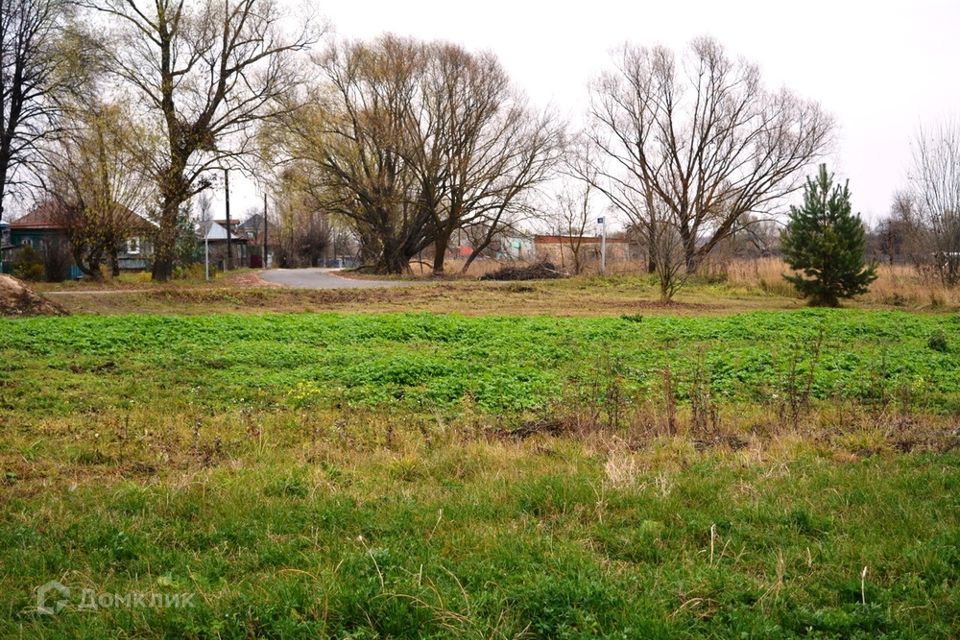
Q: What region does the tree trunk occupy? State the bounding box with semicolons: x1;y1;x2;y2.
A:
431;229;452;276
376;253;409;274
375;237;411;274
682;233;698;275
78;250;103;281
645;230;657;273
151;204;179;281
0;179;5;226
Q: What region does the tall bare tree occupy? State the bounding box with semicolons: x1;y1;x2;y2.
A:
413;43;563;275
45;100;151;278
272;36;562;275
872;191;923;268
587;37;833;276
0;0;81;224
275;37;430;274
910;121;960;286
551;181;595;275
90;0;317;280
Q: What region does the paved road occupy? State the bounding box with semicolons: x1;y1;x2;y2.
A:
259;268;416;289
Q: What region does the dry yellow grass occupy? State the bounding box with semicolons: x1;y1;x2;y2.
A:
33;255;959;316
724;257;960;307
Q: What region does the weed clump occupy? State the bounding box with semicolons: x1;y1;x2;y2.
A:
928;330;949;352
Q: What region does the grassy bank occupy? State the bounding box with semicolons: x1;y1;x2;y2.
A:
38;269;960;318
2;419;959;638
3;309;960;416
2;309;959;638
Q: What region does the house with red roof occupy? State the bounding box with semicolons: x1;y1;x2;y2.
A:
5;201;156;278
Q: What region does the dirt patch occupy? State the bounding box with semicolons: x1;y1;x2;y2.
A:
0;275;67;317
222;271;282;288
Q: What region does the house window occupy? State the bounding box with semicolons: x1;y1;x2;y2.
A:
127;237;141;255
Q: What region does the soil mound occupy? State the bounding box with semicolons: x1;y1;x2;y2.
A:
0;275;67;316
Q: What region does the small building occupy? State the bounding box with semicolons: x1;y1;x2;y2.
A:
0;220;12;273
534;234;636;271
6;201;155;278
199;220;250;269
450;245;474;259
498;235;535;261
238;213;281;268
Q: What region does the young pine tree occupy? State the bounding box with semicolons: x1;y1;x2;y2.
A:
781;165;877;307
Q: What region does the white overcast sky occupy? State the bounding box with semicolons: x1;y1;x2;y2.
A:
228;0;960;225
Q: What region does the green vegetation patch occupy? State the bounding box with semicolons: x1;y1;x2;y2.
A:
3;309;959;416
1;438;958;638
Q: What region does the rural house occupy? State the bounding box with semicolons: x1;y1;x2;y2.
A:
238;213;280;267
6;201;155;278
199;220;251;269
0;220;11;269
534;234;637;271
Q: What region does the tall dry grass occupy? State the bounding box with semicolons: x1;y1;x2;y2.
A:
724;257;960;307
409;254;959;308
413;256;652;278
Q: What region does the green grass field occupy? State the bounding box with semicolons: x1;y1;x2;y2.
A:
4;310;960;415
2;309;960;638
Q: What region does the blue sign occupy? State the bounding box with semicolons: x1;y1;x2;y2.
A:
597;217;605;224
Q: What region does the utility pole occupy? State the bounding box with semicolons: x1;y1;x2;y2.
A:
204;228;210;281
598;215;607;275
224;168;233;270
262;191;268;268
201;198;210;281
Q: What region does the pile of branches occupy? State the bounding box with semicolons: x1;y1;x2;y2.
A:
480;261;561;281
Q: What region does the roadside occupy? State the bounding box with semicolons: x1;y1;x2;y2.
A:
259;267;420;289
33;275;808;316
8;269;957;318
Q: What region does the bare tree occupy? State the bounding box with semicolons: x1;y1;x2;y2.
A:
274;37;431;274
272;36;562;275
552;181;594;275
0;0;83;223
45;100;151;278
910;121;960;286
454;118;563;276
196;190;213;225
587;37;833;278
89;0;318;280
649;209;689;301
271;175;330;267
412;43;563;275
871;190;921;267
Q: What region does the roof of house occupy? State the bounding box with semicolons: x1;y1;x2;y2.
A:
239;214;263;229
199;220;248;242
534;234;630;245
239;213;280;235
11;200;155;232
10;201;64;230
213;218;243;227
